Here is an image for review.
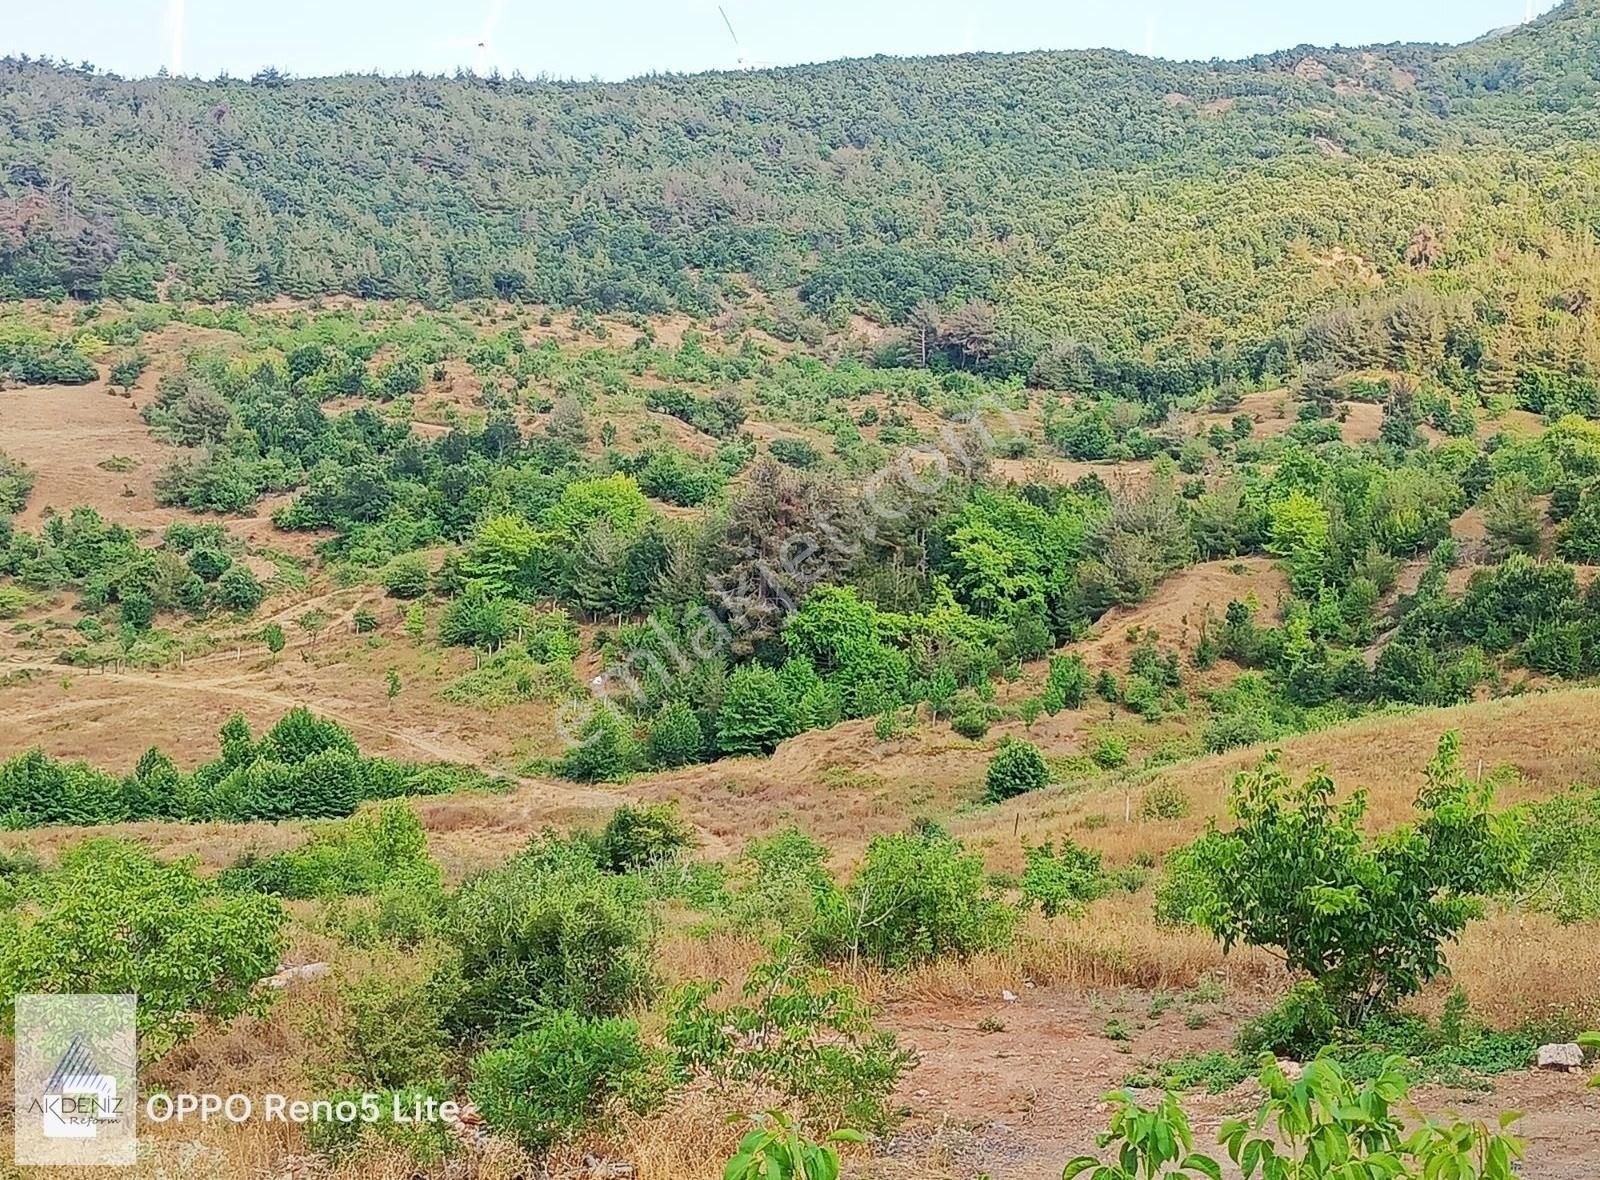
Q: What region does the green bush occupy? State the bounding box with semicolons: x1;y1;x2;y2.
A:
717;664;795;756
666;945;912;1130
1091;735;1129;771
1152;841;1215;928
1522;784;1600;922
557;706;642;782
984;736;1050;802
1020;839;1106;917
215;564;266;612
1138;781;1190;820
219;802;437;899
0;840;285;1054
330;966;451;1089
598;802;696;873
1043;653;1090;712
440;839;657;1038
1072;1056;1526;1180
469;1010;661;1153
1184;734;1525;1022
1233;980;1340;1059
950;707;991;739
728;827;835;932
808;822;1017;969
646;698;705;768
379;554;432;599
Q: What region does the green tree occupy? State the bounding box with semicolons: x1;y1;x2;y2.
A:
0;840;285;1055
262;621;286;660
1186;734;1525;1022
717;664;795;757
646;699;705;768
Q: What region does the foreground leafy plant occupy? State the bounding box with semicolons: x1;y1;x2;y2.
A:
1067;1055;1525;1180
723;1111;863;1180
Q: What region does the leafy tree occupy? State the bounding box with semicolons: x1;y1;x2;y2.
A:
0;840;285;1055
646;698;705;768
717;664;795;757
1185;734;1525;1022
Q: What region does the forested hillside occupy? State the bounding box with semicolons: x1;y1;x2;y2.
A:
3;0;1600;370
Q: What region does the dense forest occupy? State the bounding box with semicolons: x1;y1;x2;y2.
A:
4;0;1600;370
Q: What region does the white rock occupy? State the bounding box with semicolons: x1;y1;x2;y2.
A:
1002;989;1018;1003
1536;1043;1583;1071
1275;1058;1304;1081
261;961;330;989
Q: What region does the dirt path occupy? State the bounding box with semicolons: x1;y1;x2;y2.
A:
876;987;1600;1179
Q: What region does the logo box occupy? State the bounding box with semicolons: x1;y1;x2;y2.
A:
14;994;137;1166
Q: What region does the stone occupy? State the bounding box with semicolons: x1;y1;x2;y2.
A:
1536;1043;1584;1071
261;961;330;989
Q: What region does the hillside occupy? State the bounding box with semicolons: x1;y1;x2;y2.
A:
4;1;1600;366
5;8;1600;1179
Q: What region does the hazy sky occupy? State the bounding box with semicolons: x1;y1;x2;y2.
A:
5;0;1567;82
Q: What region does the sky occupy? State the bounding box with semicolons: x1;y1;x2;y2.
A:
3;0;1569;82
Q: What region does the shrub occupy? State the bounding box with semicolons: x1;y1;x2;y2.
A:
1020;839;1105;917
666;945;912;1130
0;840;285;1054
1042;653;1089;712
1091;735;1129;771
1185;734;1525;1022
808;822;1017;969
330;967;451;1089
598;802;696;873
729;827;834;932
1068;1056;1526;1180
984;737;1049;802
261;706;359;764
717;664;795;756
646;698;705;768
1139;781;1190;820
724;1113;864;1180
380;554;432;599
950;707;991;739
439;587;519;648
557;706;642;782
470;1010;660;1153
769;437;823;469
1233;980;1340;1059
1152;842;1215;928
215;564;265;612
219;802;437;898
440;840;657;1038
